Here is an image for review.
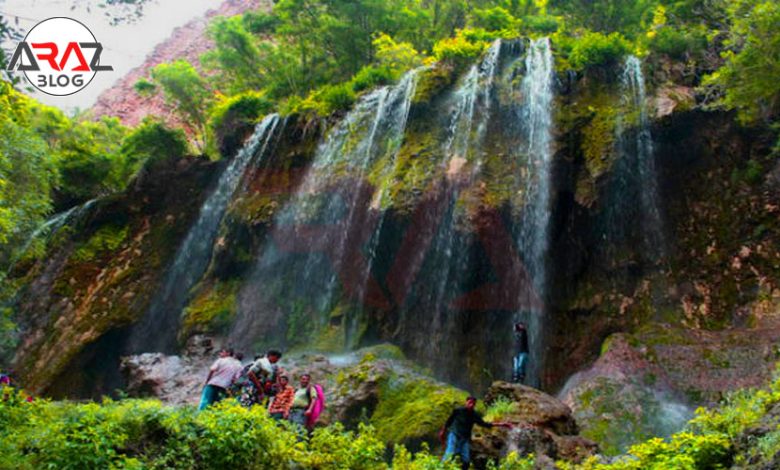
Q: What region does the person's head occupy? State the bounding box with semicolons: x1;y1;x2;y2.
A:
235;352;244;361
219;347;234;358
465;396;477;410
279;375;289;386
299;373;311;387
267;349;282;363
514;322;526;332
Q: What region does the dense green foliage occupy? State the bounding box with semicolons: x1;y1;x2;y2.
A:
6;368;780;468
0;388;532;469
703;0;780;124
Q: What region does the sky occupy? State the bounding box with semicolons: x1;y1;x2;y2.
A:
1;0;220;114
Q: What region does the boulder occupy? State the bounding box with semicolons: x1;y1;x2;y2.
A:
471;382;597;467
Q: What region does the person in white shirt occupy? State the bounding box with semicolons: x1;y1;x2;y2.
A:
198;347;243;410
246;349;283;403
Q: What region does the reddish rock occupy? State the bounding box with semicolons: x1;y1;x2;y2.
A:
90;0;269;128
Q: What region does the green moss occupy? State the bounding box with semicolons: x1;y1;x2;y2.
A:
72;224;128;262
371;377;467;444
181;281;239;336
367;127;444;213
582;106;618;178
230;193;280;225
412;64;455;104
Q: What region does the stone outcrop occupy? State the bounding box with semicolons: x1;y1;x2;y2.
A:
471;382;597;467
560;322;780;455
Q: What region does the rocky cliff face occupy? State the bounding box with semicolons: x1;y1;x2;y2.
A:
90;0;268;128
9;38;780;423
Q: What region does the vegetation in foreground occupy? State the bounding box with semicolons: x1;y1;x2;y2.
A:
4;366;780;468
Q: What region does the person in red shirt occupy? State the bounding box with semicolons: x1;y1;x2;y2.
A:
268;375;295;420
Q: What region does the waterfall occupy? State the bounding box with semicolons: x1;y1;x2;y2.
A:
517;37;554;388
416;40;503;339
620;55;665;260
231;71;419;350
444;39;501;163
129;113;281;353
5;198;97;273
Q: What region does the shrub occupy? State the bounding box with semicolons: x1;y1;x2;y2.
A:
568;31;630;71
208;90;273;156
522;15;561;34
133;78;156;97
433;30;489;69
72;224;128;262
351;65;397;92
648;26;707;59
299;83;357;117
119;118;189;178
470;7;520;32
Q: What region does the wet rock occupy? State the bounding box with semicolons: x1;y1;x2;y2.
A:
121;352;207;405
654;85;695;118
471;382;597;467
561;324;780;455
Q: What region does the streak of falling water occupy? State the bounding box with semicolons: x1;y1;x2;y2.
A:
231;71;420;350
517;37;554;388
5;198;97;273
621;55;666;260
128;114;281;353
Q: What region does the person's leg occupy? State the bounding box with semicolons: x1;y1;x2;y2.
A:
461;439;471;469
518;353;528;382
512;355;520;382
199;385;215;411
212;386;226;405
443;432;457;461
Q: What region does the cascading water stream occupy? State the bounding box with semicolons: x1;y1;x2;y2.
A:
516;37;554;388
422;39;503;335
620;55;666;260
128;113;281;353
231;71;419;350
5;198;97;273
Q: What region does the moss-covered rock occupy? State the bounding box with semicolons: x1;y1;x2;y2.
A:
181;280;239;338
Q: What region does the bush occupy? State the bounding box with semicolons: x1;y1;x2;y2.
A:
522;15;561;34
568;31;630;71
119;118;189;179
301;83;357;117
133;78;156;97
648;26;707;59
208;90;273;156
470;7;520;32
432;31;489;69
351;65;397;92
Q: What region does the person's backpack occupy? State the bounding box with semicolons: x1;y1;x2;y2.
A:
306;384;325;428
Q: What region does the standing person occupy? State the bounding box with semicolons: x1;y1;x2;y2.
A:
513;322;529;384
289;373;319;432
198;347;243;411
268;375;295;420
440;396;509;469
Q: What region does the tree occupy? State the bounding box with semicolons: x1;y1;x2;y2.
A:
703;0;780;124
149;60;213;152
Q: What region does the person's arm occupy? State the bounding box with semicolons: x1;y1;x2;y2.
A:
439;411;455;442
204;360;219;386
475;412;494;428
247;360;264;390
304;386;317;415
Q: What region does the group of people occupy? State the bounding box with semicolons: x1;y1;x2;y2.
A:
193;321;531;468
198;347;324;432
